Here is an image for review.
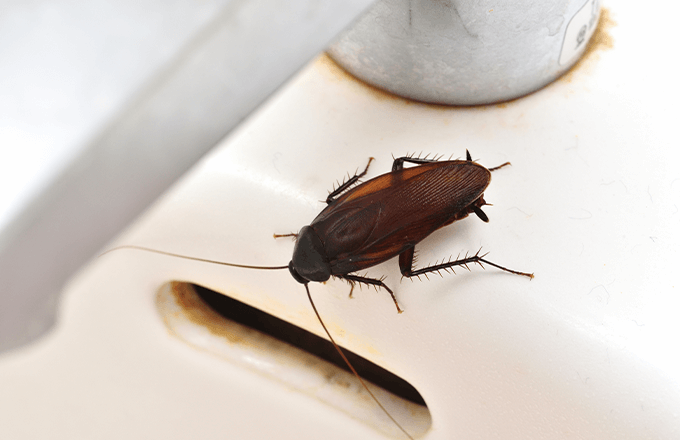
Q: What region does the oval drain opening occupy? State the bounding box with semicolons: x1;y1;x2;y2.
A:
157;282;431;438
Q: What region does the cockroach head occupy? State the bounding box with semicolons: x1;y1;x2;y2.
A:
288;261;308;284
289;225;332;283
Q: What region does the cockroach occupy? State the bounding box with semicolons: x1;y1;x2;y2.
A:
105;151;533;440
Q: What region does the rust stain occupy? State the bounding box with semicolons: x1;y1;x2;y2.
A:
319;53;489;112
169;282;245;344
317;53;417;106
164;282;383;358
160;283;430;434
559;7;616;83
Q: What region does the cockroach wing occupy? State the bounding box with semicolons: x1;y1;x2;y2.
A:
310;160;491;275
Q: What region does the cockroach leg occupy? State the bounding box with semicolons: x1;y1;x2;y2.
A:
465;149;511;171
326;157;375;204
391;155;440;171
340;274;403;313
273;232;298;239
399;247;534;281
348;281;355;299
488;161;511;172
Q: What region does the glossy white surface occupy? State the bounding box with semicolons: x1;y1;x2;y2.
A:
2;3;680;439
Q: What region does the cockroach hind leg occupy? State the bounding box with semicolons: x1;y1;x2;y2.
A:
391;154;440;171
403;249;534;280
488;161;512;172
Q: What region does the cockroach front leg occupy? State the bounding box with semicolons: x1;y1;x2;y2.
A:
273;232;298;239
398;246;534;280
339;274;403;313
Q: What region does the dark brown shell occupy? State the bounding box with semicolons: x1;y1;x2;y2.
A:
308;160;491;275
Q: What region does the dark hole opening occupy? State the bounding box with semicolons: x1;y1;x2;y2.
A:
192;284;426;407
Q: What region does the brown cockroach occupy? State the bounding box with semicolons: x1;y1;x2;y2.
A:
107;151;533;439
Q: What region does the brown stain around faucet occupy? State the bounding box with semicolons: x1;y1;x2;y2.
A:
559;7;616;83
